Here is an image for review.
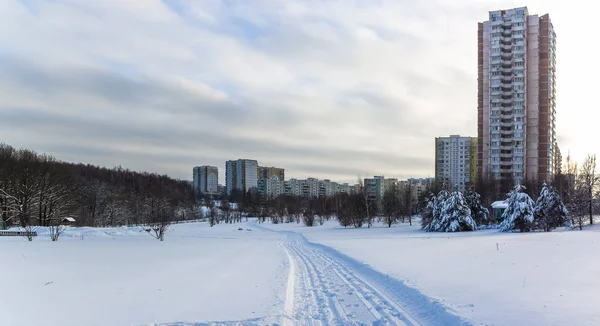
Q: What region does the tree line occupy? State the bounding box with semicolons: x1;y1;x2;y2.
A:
0;144;198;236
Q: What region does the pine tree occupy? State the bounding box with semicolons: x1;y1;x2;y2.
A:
420;194;435;229
464;187;490;226
500;185;535;232
424;190;448;231
425;190;476;232
534;183;568;232
437;191;476;232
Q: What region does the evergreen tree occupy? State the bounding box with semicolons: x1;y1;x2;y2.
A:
534;183;569;232
423;190;448;231
464;187;490;225
500;185;535;232
424;190;476;232
420;194;436;229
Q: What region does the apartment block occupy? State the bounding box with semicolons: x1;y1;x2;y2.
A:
258;176;283;199
478;7;557;183
364;176;384;208
435;135;478;192
225;159;259;194
257;166;285;181
192;166;219;196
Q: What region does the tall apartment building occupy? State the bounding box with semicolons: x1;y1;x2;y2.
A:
225;159;259;194
364;176;384;208
478;7;557;183
192;166;219;196
435;135;478;192
257;166;285;181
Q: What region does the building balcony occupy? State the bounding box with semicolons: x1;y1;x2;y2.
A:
500;145;513;150
500;153;513;159
500;37;512;44
500;121;513;127
500;53;512;60
500;130;513;135
500;44;512;50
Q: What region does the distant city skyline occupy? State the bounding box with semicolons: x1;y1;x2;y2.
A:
1;1;597;183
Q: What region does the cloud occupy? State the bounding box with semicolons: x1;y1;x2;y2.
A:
2;0;591;183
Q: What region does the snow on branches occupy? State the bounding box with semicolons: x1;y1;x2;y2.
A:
534;183;569;232
424;190;477;232
500;185;535;232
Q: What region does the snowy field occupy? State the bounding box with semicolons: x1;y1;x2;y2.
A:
265;220;600;326
2;219;600;325
0;222;289;326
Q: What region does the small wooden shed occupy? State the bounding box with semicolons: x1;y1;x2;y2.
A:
61;217;76;226
491;200;508;222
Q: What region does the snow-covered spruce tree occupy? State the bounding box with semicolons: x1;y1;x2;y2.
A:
420;194;436;229
434;191;476;232
423;190;448;231
534;183;569;232
464;188;490;226
500;185;535;232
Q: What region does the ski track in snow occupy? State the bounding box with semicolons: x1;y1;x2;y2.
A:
253;222;471;326
284;232;413;326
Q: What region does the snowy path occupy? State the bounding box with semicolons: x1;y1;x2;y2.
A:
252;222;471;326
283;232;419;325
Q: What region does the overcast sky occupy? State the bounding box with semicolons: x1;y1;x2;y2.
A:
0;0;597;183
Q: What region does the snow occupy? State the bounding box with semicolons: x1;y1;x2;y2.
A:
265;220;600;326
491;200;508;209
0;222;288;326
3;218;600;325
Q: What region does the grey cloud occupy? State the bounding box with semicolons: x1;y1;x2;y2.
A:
1;104;430;181
0;56;247;124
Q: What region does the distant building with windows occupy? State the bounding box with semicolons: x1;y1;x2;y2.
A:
192;166;219;196
257;166;285;181
364;176;385;209
435;135;478;192
226;159;258;194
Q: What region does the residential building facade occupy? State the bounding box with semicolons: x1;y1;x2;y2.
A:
364;176;384;209
435;135;478;192
478;7;557;183
192;166;219;196
258;176;283;198
225;159;259;194
257;166;285;181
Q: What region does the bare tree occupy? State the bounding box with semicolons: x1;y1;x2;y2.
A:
144;196;172;241
578;154;598;225
48;223;66;241
382;186;400;227
358;178;373;228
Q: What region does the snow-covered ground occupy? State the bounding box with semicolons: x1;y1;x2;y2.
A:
264;219;600;326
0;222;288;326
3;219;600;325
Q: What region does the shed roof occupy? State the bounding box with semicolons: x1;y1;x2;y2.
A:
62;217;76;222
491;200;508;209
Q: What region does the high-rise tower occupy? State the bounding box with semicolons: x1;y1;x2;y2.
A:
478;7;557;183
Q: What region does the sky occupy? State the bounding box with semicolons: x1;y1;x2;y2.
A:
0;0;598;183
